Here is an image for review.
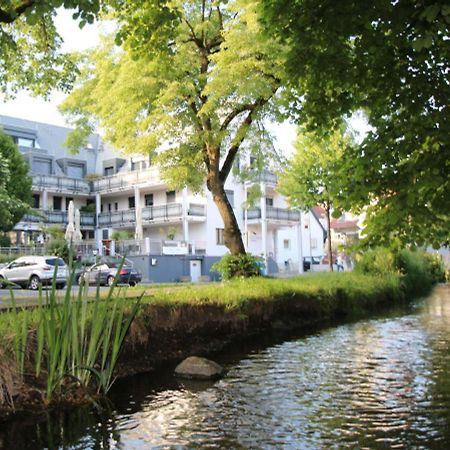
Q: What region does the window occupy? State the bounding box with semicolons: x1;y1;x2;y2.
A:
15;137;35;148
225;190;234;208
114;202;118;211
32;194;40;209
266;197;274;207
128;197;135;209
33;158;52;175
102;229;109;240
65;198;73;210
101;204;104;213
66;163;84;178
53;196;62;211
283;239;290;249
108;203;112;212
145;193;154;206
216;228;225;245
166;191;176;203
104;166;114;176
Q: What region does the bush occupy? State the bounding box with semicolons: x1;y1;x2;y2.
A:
211;253;264;280
46;239;69;262
0;234;11;247
355;247;444;297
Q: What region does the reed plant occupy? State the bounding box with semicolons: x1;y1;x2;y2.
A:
7;259;142;403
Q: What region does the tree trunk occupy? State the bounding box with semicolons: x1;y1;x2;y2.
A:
325;203;333;272
207;177;246;256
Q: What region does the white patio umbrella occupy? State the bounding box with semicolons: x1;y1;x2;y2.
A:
64;200;75;241
74;208;83;242
135;207;143;240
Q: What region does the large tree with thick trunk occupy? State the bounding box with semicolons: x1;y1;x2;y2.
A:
61;0;284;255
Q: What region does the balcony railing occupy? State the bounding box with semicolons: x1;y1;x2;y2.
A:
92;167;163;192
21;209;95;226
98;209;136;227
32;174;90;193
188;203;206;216
142;203;183;221
245;206;300;222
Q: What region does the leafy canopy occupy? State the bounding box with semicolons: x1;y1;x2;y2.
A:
0;1;101;95
259;0;450;247
0;131;32;231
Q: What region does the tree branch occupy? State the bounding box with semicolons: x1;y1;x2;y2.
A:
0;0;35;23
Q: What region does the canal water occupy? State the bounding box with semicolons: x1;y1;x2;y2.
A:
1;285;450;449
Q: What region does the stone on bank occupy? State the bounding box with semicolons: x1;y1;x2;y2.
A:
175;356;226;380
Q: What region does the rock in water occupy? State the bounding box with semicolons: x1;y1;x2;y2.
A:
174;356;226;380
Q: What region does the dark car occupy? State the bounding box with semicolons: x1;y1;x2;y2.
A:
303;256;322;272
78;261;142;287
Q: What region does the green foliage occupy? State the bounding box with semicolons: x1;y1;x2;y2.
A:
79;203;96;213
0;131;32;232
61;0;287;255
0;0;100;95
211;253;264;280
46;239;69;261
0;234;11;247
7;261;142;401
0;254;15;264
355;247;444;296
111;230;132;241
259;0;450;248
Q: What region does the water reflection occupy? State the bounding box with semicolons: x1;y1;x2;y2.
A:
1;285;449;449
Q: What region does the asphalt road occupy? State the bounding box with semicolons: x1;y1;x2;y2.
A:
0;285;112;309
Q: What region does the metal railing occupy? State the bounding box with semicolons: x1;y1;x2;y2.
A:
21;209;95;226
32;174;90;193
92;167;163;192
98;209;136;227
142;203;183;221
245;206;300;221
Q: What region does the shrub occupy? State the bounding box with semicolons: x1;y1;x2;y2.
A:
354;247;398;277
211;253;264;280
0;234;11;247
46;239;69;261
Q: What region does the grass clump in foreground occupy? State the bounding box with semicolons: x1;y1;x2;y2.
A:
0;266;142;410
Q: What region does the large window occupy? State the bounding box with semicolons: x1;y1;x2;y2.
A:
32;194;40;209
33;158;52;175
66;163;84;178
216;228;225;245
145;193;154;206
53;196;62;211
104;166;114;176
128;196;135;209
225;190;234;208
65;197;73;209
166;191;176;203
266;197;274;207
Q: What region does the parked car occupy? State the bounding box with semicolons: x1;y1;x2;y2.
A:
78;261;142;287
303;256;322;272
0;256;67;290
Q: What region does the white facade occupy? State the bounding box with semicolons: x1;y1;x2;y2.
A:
1;115;326;274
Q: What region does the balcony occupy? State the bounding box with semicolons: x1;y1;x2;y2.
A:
142;203;182;222
98;209;136;227
93;167;164;193
32;174;90;194
245;206;300;222
20;209;95;226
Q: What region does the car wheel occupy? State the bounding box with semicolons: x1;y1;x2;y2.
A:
129;281;136;287
56;283;66;290
29;275;40;291
0;276;4;289
107;276;115;287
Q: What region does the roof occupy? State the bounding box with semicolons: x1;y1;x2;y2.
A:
330;219;360;230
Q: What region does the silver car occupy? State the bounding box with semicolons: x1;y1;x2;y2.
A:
0;256;67;290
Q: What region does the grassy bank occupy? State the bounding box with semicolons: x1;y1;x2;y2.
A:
0;248;444;417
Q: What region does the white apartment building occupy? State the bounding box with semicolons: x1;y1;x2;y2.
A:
1;115;325;282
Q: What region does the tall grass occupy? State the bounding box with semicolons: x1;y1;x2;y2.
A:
7;262;142;403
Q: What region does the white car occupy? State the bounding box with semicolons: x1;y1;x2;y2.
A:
0;256;67;290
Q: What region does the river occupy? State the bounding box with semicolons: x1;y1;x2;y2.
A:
1;285;449;449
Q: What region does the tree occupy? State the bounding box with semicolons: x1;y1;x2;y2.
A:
0;130;32;231
259;0;450;247
0;1;100;95
61;0;285;255
277;128;351;271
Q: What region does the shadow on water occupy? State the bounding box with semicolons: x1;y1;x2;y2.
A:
1;285;449;449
